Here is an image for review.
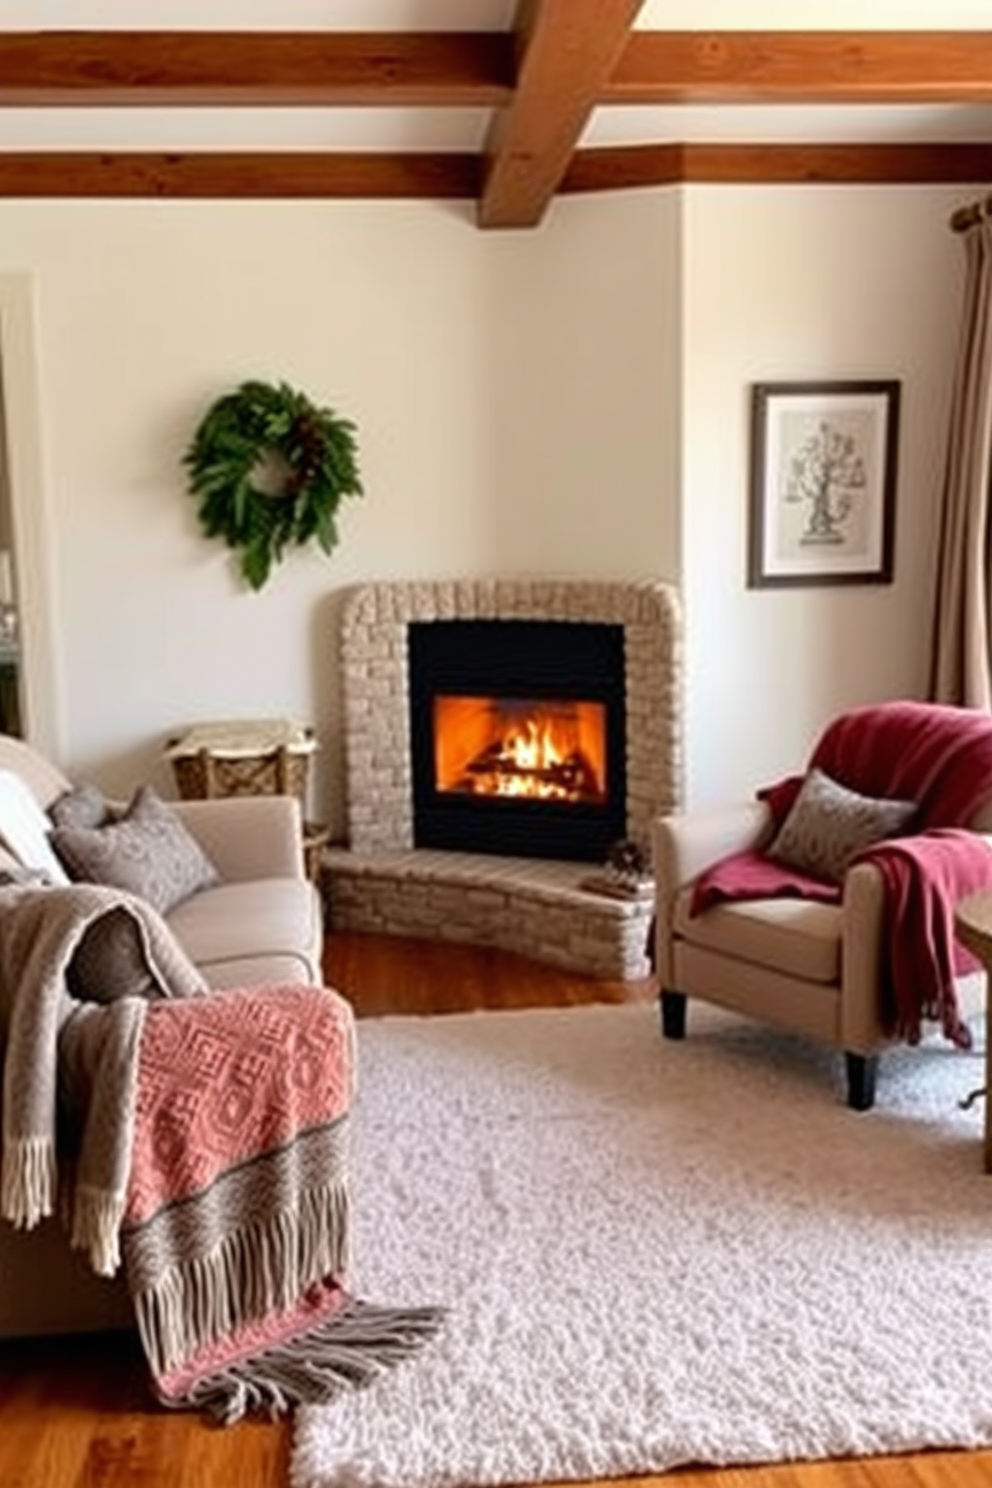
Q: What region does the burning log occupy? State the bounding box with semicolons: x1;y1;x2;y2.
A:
459;744;600;801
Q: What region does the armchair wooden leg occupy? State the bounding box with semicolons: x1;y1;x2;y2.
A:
845;1052;878;1112
660;989;687;1040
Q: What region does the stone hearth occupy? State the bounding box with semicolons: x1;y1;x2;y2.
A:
323;577;683;979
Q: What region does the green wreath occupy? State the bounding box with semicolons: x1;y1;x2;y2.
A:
183;379;362;591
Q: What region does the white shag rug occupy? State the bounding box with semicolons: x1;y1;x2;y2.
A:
291;998;992;1488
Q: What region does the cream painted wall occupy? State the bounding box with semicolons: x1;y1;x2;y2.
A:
0;185;975;828
0;194;677;829
487;190;679;578
680;185;971;807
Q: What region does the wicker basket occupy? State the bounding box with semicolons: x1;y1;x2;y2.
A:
165;719;316;807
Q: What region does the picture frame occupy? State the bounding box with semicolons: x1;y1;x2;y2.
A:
747;380;901;588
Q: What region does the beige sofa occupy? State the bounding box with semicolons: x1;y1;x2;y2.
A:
0;731;324;1337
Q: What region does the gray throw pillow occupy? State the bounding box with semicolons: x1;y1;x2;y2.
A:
51;784;220;914
767;766;917;884
48;782;112;832
67;902;207;1004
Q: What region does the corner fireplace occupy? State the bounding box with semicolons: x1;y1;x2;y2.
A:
337;577;682;865
408;618;626;862
329;578;682;979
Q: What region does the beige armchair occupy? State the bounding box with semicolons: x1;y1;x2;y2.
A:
653;712;992;1112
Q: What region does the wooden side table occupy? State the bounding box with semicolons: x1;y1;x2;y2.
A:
952;890;992;1173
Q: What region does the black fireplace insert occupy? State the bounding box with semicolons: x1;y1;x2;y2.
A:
408;618;627;862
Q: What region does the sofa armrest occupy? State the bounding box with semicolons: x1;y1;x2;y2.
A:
653;802;772;894
170;796;306;883
652;801;772;987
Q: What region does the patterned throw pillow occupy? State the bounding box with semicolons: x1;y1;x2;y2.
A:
767;766;917;884
51;784;219;914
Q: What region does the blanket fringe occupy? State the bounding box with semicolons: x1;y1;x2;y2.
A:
170;1298;447;1426
70;1184;125;1277
1;1135;55;1229
131;1181;352;1379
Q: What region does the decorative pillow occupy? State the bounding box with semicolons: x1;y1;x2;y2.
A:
48;782;112;832
766;766;917;884
67;902;207;1004
51;784;220;914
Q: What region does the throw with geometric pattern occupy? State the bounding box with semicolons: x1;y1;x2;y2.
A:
122;983;443;1423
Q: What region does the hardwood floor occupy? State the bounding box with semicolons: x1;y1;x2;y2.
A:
1;929;990;1488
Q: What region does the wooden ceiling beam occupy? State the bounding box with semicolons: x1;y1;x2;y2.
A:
607;31;992;104
1;140;985;201
562;140;992;191
0;151;479;198
478;0;645;229
3;30;992;112
0;32;512;107
1;27;991;220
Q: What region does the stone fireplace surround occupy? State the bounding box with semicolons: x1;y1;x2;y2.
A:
323;577;683;979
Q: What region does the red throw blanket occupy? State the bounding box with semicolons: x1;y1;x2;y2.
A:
690;701;992;1045
122;983;443;1422
865;830;992;1047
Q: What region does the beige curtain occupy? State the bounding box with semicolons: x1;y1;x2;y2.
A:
929;214;992;709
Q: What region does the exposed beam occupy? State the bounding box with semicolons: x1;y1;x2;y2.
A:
563;144;681;192
1;26;990;218
0;141;985;201
607;31;992;104
682;140;992;183
478;0;644;230
0;152;479;198
3;30;992;111
0;32;512;107
3;29;992;113
562;140;992;191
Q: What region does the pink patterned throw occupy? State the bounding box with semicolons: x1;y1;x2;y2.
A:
126;984;353;1227
122;984;443;1422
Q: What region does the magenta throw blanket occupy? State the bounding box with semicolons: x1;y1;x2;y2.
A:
865;830;992;1047
808;700;992;827
689;701;992;1045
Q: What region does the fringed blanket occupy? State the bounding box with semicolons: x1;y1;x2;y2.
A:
124;982;442;1422
690;701;992;1046
0;884;443;1422
0;880;206;1271
863;830;992;1048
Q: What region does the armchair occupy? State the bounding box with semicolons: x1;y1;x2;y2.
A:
653;701;992;1111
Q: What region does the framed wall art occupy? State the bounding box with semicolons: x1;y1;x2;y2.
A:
747;380;901;588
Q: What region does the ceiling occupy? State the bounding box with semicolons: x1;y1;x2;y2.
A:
2;0;992;227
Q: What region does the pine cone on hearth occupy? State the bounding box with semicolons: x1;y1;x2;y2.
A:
606;836;651;886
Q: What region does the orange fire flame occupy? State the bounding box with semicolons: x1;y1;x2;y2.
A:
433;695;606;804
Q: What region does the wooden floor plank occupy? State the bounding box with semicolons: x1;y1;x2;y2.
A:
0;930;990;1488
